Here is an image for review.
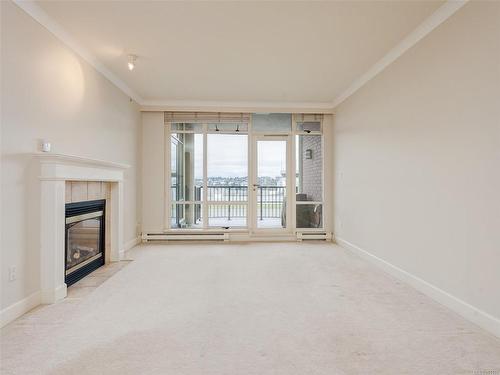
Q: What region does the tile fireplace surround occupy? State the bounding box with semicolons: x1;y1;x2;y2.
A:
34;153;129;304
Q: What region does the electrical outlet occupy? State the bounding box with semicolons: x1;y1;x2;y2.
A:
8;266;16;282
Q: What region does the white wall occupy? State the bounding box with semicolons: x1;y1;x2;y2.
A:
0;1;141;311
141;112;165;233
333;0;500;333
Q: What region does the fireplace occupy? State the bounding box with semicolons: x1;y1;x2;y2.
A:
65;199;105;286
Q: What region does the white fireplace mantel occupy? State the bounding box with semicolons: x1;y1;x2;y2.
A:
34;153;129;304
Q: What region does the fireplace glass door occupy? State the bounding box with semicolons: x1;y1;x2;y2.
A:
65;200;105;286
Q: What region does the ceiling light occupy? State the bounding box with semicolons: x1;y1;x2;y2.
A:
127;54;137;71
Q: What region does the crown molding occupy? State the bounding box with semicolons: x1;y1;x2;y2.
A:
11;0;333;113
332;0;468;109
14;0;466;113
13;0;144;104
140;100;335;114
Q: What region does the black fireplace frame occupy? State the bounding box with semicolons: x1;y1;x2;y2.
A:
65;199;106;286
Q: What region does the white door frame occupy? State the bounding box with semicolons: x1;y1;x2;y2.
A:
250;135;293;234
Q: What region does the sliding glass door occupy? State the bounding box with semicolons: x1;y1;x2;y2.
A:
207;133;248;228
166;113;324;234
253;137;290;231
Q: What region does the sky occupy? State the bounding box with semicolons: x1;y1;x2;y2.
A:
194;134;287;179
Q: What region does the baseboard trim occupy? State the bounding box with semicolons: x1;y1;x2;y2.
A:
1;291;41;328
120;236;141;259
336;237;500;339
125;236;141;251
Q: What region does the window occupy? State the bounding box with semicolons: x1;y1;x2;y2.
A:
170;133;203;203
252;113;291;133
208;204;247;228
171;123;203;132
294;114;323;134
207;133;248;228
296;121;321;133
169;132;204;229
295;134;323;229
171;203;203;229
167;113;249;229
256;139;287;229
166;112;325;232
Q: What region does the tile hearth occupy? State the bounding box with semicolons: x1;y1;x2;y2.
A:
66;260;132;299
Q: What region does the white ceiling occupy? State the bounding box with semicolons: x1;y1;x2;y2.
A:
35;1;443;106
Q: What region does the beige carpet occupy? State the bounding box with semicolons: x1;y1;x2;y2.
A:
1;242;500;374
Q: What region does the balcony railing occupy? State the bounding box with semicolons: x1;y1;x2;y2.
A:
173;185;285;222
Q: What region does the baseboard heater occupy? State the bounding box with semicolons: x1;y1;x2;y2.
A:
142;232;229;242
296;232;333;241
142;232;332;242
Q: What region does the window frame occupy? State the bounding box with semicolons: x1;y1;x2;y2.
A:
165;114;325;233
166;121;250;231
292;117;325;232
